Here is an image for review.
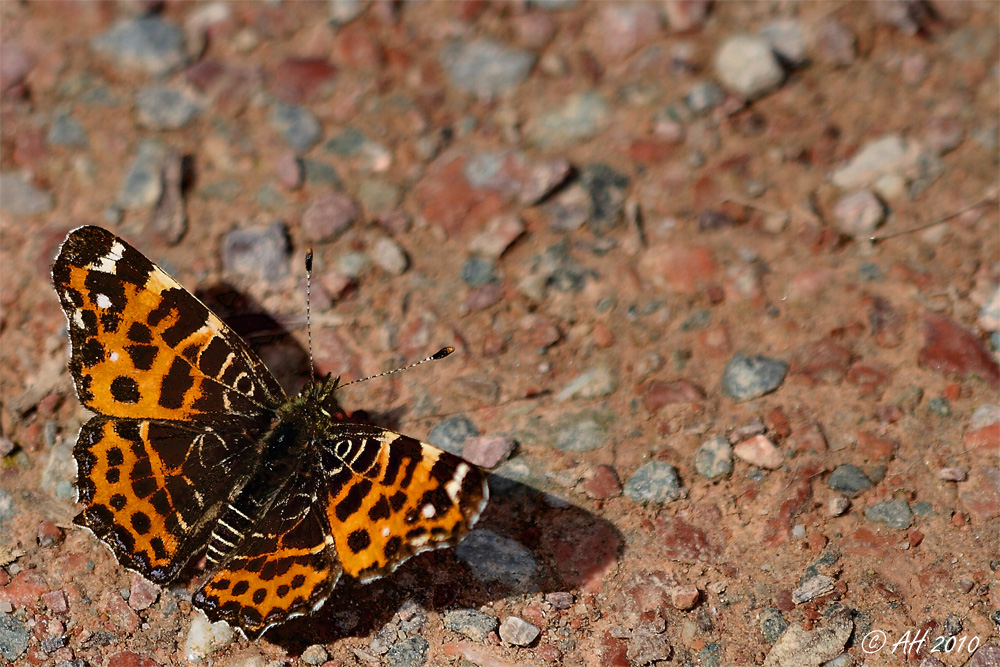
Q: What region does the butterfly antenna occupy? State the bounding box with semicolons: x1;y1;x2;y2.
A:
340;347;455;388
870;194;996;243
305;249;315;385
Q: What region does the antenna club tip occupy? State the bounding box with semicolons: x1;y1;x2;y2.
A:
434;346;455;360
305;250;314;271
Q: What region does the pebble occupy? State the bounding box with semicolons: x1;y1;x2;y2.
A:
0;43;33;93
814;18;856;66
499;616;540;647
460;256;498;287
924;115;964;155
832;190;885;237
119;139;165;210
864;498;913;530
583;463;622;499
938;467;967;482
302;158;342;186
127;573;159;611
386;636;429;667
733;435;783;470
582;164;629;235
91;17;186;75
831;135;911;190
0;614;30;661
792;575;835;604
468;214;524;258
221;221;290;284
542;183;590;232
41;589;69;614
300;644;328;665
978;287;1000;332
684;81;725;114
827;496;851;517
440;39;535;98
270;101;322;153
336;251;370;278
695;436;734;480
959;466;1000;522
455;529;538;591
759;608;788;644
663;0;710;31
47;111;88;147
520;158;571;205
919;312;1000;388
592;4;662;62
623;461;686;505
366;237;407;276
272;58;337;105
762;610;852;667
644;379;706;412
721;354;788;401
713;35;784;100
827;464;872;498
628;629;672;665
528;91;609;148
462;435;515;469
136;86;200;130
428;415;479;456
0;170;54;216
556;364;619;401
302;193;359;242
761;19;808;67
184;613;235;663
553;411;608;452
443;608;498;642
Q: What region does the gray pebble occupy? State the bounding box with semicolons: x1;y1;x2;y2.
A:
300;644;328;665
221;221;290;284
324;126;367;155
760;19;808;67
760;608;788;644
91;17;186;75
792;574;835;603
455;529;538;591
441;39;535;98
864;499;912;530
695;436;734;480
832;190;885;237
553;411;608;452
582;164;629;235
528;91;608;148
48;111;88;147
0;614;30;661
119;139;165;210
461;256;498;286
499;616;540;647
301;159;342;186
386;636;429;667
721;354;788;401
714;35;784;100
444;608;498;642
684;81;725;114
136;86;200;130
429;415;480;456
371;237;408;276
0;170;54;216
826;464;872;498
556;364;619;401
623;461;687;505
831;135;909;190
271;101;322;153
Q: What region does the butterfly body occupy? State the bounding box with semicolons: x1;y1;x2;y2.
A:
53;226;488;638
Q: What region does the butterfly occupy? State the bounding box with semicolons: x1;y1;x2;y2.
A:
52;225;489;638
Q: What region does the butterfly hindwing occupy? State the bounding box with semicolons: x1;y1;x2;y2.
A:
53;225;285;421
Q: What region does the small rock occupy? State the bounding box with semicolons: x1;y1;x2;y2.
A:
386;636;429;667
827;496;851;517
864;499;913;530
0;170;54;216
528;91;609;148
91;17;186;75
499;616;540;647
462;436;515;468
300;644;328;665
469;214;524;258
221;221;290;284
270;101;322;153
959;466;1000;522
0;43;33;94
663;0;710;31
545;591;574;609
733;435;783;470
460;256;497;286
684;81;725;114
428;415;479;456
47;111;88;147
184;613;235;663
760;608;788;644
0;614;30;661
827;464;872;498
762;610;852;667
623;461;686;505
556;364;619;401
583;464;622;499
761;19;808;67
644;379;707;412
938;467;967;482
831;135;911;190
302;193;359;242
444;608;498;642
919;312;1000;388
371;237;408;275
978;287;1000;332
695;436;734;480
440;39;535;98
714;35;784;100
553;411;608;452
582;164;629;235
127;573;159;611
136;86;200;130
924;115;964;155
272;58;337;105
41;590;69;614
814;18;856;66
592;4;662;62
627;628;672;665
119;139;165;210
721;354;788;401
832;190;885;237
792;575;835;603
542;183;590;232
520;158;571;205
455;529;538;591
302;158;342;186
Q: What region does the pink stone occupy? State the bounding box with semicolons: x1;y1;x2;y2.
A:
128;572;159;611
656;516;724;564
669;584;700;610
733;435;783;470
0;44;34;93
866;294;904;348
302;193;360;242
101;590;140;633
106;651;163;667
41;590;68;614
663;0;711;32
640;244;717;295
644;380;706;412
583;464;623;499
0;571;49;609
959;466;1000;523
786;422;827;454
468;215;524;258
964;423;1000;454
275;151;303;190
792;339;852;385
462;436;515;468
919;312;999;388
465;284;503;311
272;58;337;104
592;4;663;62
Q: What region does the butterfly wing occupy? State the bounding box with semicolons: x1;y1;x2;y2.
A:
320;424;489;582
52;225;285;421
74;415;265;584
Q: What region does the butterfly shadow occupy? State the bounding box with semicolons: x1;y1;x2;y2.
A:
265;474;624;651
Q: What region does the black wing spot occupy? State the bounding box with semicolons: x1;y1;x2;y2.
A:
252;588;267;605
231;580;250;596
347;528;371;554
110;376;140;404
109;493;127;510
131;511;152;535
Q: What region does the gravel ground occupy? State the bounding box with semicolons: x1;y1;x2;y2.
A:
1;2;998;666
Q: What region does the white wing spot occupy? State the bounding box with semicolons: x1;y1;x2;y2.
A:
445;463;470;503
72;310;85;329
109;351;119;362
96;293;112;309
93;242;125;273
381;526;391;537
421;503;436;519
